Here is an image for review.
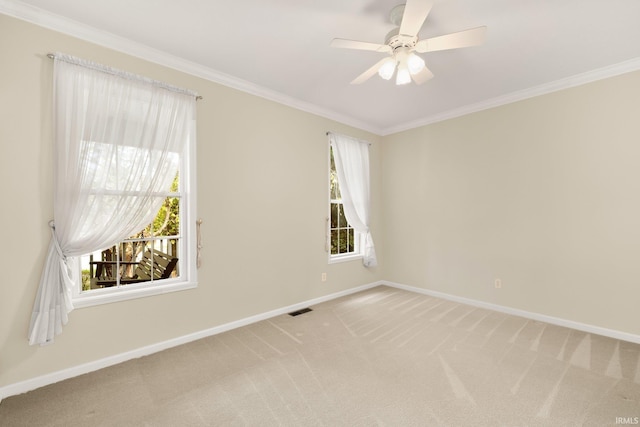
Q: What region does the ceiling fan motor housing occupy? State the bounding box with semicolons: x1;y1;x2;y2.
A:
385;28;418;51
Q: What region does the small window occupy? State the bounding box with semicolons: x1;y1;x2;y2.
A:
329;145;363;262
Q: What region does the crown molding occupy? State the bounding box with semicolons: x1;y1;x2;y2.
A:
0;0;383;136
381;57;640;136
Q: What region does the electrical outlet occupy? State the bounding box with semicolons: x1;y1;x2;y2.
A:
321;273;327;282
494;279;502;289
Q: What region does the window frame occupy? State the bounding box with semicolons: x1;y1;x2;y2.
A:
328;144;364;264
72;122;198;308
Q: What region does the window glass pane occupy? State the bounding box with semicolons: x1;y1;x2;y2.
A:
121;240;148;263
329;148;341;200
82;246;119;290
330;230;339;255
152;196;180;236
330;173;340;200
153;237;179;259
151;242;179;280
337;203;347;229
81;251;104;291
330;203;339;228
338;229;348;254
124;241;153;284
120;240;152;283
171;172;179;192
166;238;180;278
347;228;355;252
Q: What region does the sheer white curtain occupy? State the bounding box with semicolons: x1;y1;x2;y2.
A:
29;53;197;345
329;132;378;267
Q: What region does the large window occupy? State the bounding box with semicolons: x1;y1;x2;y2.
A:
73;140;197;308
329;145;363;261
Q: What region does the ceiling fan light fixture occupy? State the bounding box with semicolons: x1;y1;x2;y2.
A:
331;0;487;86
378;58;397;80
407;53;425;75
396;64;411;85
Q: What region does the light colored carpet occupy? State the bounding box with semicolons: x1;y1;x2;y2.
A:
1;285;639;426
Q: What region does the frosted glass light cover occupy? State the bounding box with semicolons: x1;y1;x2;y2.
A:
396;66;411;85
407;53;425;75
378;58;396;80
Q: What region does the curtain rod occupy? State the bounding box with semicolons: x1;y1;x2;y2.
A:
326;131;372;145
47;53;203;101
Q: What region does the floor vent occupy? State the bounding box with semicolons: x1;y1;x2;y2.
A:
288;307;313;317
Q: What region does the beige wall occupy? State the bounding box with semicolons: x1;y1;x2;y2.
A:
381;70;640;336
0;15;382;389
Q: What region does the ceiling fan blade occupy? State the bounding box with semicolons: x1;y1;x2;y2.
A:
399;0;435;37
415;26;487;53
351;57;391;85
330;38;391;53
411;65;434;85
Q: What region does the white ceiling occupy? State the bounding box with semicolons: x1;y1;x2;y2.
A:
5;0;640;135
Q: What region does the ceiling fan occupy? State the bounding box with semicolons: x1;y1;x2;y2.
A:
331;0;487;85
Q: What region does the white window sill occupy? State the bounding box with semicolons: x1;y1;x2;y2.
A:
329;253;363;264
72;279;197;308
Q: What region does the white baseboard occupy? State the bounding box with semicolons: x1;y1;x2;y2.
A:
0;281;383;401
383;281;640;345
